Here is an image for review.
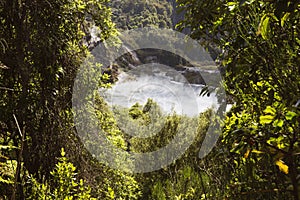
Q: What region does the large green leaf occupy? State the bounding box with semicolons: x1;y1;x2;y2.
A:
259;115;275;124
259;14;271;40
263;106;276;115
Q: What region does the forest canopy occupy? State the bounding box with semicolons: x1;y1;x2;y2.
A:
0;0;299;199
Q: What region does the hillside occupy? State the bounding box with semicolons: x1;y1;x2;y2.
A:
110;0;174;30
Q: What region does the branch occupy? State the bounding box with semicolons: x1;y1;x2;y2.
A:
11;114;25;200
0;86;14;91
264;141;289;155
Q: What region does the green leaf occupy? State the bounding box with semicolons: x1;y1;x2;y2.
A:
259;14;271;40
257;81;264;87
0;145;18;149
273;119;284;127
285;111;297;120
108;187;115;199
252;149;264;154
260;115;275;124
61;148;66;157
263;106;276;115
0;177;14;184
281;12;290;27
227;2;238;11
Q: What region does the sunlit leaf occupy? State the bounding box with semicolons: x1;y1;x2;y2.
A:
263;106;276;115
244;149;251;158
0;145;18;149
252;149;264;154
259;115;274;124
61;148;66;157
258;14;271;40
273;119;284;127
257;81;264;87
227;2;237;11
281;12;290;27
285;111;297;120
275;160;289;174
0;177;14;184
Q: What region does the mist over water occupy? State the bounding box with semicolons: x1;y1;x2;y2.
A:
100;66;218;117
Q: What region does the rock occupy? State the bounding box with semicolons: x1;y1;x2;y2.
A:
180;67;206;84
110;48;212;85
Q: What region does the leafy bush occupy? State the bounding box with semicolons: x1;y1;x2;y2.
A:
177;0;300;199
26;148;94;200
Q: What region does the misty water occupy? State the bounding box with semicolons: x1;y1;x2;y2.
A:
100;64;219;117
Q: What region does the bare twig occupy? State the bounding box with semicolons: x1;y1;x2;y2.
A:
240;188;282;195
13;114;22;138
0;61;9;69
11;114;25;200
0;86;14;91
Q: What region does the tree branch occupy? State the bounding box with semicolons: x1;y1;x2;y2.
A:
11;114;25;200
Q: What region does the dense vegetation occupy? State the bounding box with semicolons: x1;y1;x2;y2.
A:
0;0;299;199
0;0;139;199
177;0;300;199
110;0;173;30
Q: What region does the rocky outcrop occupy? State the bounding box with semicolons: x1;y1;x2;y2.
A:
111;47;215;85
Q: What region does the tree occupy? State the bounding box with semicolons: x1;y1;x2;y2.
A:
110;0;173;30
0;0;116;197
177;0;300;199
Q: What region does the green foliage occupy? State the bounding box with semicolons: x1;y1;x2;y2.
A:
0;144;16;185
93;93;128;150
0;0;127;199
104;171;142;200
0;144;17;198
0;0;116;175
128;107;212;200
93;93;213;199
110;0;173;30
152;166;203;200
83;94;142;199
2;0;299;199
72;55;142;199
151;181;166;200
178;0;300;199
129;103;144;120
26;148;95;200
